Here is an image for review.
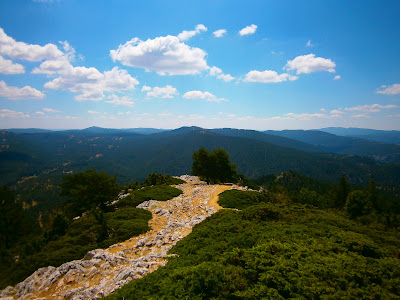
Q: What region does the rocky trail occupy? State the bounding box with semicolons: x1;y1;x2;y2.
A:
0;176;234;300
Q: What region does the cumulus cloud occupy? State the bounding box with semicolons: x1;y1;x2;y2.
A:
243;70;298;83
330;109;344;114
34;58;139;101
0;109;30;118
344;104;397;113
283;112;341;120
43;107;59;113
88;110;100;114
209;66;222;76
284;54;336;74
217;73;235;82
213;29;227;38
183;90;229;102
352;114;370;119
0;80;45;100
0;27;63;61
209;66;235;82
177;24;207;42
334;75;341;80
376;83;400;95
141;85;178;98
239;24;257;36
110;35;208;75
0;56;25;74
105;94;135;106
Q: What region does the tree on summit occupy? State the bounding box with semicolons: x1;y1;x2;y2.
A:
191;148;237;184
60;169;119;216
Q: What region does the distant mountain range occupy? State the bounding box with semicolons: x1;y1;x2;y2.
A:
319;127;400;144
266;129;400;162
1;126;400;188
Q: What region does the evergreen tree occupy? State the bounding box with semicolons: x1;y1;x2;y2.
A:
366;175;378;211
0;186;28;249
334;175;350;208
191;148;237;184
60;170;119;216
50;213;69;238
345;190;372;219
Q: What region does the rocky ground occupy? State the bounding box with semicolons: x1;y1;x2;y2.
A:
0;176;233;300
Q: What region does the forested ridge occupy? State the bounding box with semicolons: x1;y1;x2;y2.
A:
1;131;400;298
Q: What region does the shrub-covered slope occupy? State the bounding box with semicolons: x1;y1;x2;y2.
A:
108;193;400;299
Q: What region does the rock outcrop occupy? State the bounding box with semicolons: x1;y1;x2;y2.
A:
0;176;232;300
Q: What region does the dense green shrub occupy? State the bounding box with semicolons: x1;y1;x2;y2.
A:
116;185;182;208
345;190;373;219
108;202;400;299
218;189;271;209
143;173;184;186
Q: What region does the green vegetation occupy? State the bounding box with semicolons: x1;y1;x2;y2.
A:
191;147;237;183
218;189;272;209
0;172;183;289
108;200;400;299
143;173;184;186
61;169;120;216
116;185;183;208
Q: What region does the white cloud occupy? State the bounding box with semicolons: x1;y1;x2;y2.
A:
306;40;314;47
277;112;343;121
209;66;222;76
376;83;400;95
243;70;298;83
105;94;135;106
352;114;370;119
110;35;208;75
209;66;235;82
344;104;397;113
0;109;30;118
88;110;100;114
0;80;45;100
177;24;207;42
0;56;25;74
65;116;78;119
0;27;63;61
217;73;235;82
183;90;229;102
213;29;227;38
141;85;151;92
334;75;341;80
34;57;139;101
59;41;77;62
284;54;336;74
43;107;59;113
141;85;178;98
35;111;45;115
239;24;257;36
330;109;344;114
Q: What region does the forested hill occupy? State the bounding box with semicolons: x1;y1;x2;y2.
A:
2;127;400;188
266;129;400;162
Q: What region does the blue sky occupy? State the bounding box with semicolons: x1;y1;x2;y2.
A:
0;0;399;130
